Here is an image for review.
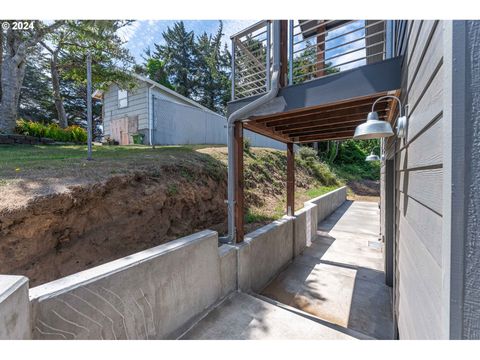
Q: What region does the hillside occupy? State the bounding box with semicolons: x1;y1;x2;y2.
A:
0;144;357;286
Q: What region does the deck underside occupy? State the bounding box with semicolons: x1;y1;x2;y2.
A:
227;56;403;143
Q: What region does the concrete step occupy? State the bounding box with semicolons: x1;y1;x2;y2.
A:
180;291;361;340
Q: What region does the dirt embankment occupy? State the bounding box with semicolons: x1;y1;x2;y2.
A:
0;165;227;286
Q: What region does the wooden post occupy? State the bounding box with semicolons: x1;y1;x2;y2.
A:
316;22;326;78
234;122;244;243
280;20;289;87
287;142;295;216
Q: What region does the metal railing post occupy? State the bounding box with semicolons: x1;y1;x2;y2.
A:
266;21;271;91
288;20;294;85
231;38;236;100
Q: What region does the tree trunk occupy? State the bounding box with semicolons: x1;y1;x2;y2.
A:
50;54;68;128
0;31;27;133
0;22;64;133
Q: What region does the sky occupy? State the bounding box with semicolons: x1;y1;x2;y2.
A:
119;20;257;62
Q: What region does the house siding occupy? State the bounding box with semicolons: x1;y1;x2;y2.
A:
103;81;149;138
383;20;447;339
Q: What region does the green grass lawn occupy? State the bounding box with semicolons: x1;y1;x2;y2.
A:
0;144;199;167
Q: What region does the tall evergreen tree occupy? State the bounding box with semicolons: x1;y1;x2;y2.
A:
194;21;231;113
152;21;196;97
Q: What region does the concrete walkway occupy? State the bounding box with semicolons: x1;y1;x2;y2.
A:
181;292;361;340
262;200;394;339
182;200;393;340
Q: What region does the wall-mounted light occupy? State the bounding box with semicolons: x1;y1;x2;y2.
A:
365;151;380;162
353;95;407;140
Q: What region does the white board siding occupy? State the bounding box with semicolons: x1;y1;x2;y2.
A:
390;21;446;339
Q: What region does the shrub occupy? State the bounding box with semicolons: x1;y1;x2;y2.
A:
243;137;251;153
15;119;87;143
298;146;319;161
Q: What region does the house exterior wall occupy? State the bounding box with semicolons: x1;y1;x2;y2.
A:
461;20;480;339
103;81;149;140
447;20;480;340
383;20;447;339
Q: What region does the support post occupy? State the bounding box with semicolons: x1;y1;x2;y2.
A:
280;20;289;87
234;122;244;243
287;142;295;216
86;52;93;160
316;22;326;78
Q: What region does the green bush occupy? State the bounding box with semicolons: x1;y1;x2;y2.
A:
243;137;251;153
15;119;87;143
297;146;339;186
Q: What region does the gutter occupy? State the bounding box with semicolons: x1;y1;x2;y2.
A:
221;20;282;244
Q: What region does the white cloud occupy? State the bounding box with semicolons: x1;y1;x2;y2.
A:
117;21;142;42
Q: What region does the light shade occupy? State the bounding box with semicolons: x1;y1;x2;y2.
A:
353;112;394;140
365;152;380;162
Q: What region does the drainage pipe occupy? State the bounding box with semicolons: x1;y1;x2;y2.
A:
223;20;282;244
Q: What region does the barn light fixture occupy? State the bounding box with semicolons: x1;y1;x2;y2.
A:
353;95;407;140
365;151;380;162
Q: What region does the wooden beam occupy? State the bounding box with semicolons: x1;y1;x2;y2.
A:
264;102;390;128
296;135;353;143
287;142;295;216
280;20;289;87
250;91;394;123
243;121;291;143
277;112;388;134
285;123;360;138
234;122;244;243
295;129;354;142
272;109;389;132
316;22;326;78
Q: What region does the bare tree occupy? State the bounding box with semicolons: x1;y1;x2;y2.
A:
0;20;63;133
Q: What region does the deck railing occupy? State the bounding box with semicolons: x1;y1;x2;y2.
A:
230;20;272;100
231;20;387;101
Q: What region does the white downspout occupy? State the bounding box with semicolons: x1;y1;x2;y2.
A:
148;84;155;146
224;20;282;244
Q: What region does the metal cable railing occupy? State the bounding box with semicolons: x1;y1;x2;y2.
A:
231;20;387;100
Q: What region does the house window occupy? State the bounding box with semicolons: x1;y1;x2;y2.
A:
118;89;128;108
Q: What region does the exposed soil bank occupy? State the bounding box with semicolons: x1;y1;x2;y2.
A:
0;166;227;286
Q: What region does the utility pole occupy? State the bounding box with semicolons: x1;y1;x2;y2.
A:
86;52;93;160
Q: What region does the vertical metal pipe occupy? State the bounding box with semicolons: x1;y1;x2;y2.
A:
224;20;282;244
86;52;92;160
231;38;236;100
266;21;271;91
288;20;294;85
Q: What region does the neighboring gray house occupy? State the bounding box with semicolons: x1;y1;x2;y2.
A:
100;74;285;149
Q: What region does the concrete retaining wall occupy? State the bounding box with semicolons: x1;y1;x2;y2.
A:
0;275;31;339
0;188;347;340
237;216;294;292
308;186;347;224
293;202;317;257
218;244;237;298
29;230;223;340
